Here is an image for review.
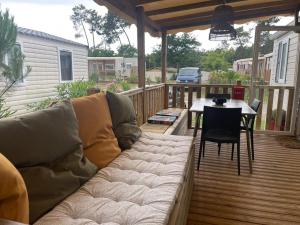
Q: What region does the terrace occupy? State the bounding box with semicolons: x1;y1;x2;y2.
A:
94;0;300;224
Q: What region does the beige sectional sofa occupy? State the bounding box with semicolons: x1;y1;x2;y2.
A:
35;132;194;225
0;93;194;225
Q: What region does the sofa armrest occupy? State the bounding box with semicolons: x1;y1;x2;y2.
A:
0;219;28;225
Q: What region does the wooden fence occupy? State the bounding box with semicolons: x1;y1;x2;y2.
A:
165;83;295;132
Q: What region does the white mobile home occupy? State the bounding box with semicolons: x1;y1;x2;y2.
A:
270;22;299;86
1;27;88;116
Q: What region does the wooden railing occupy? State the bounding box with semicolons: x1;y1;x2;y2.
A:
121;83;165;126
165;83;295;132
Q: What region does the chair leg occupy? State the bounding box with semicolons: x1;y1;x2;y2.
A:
218;143;221;156
237;142;240;175
231;143;234;160
251;130;254;160
197;140;203;170
202;141;206;157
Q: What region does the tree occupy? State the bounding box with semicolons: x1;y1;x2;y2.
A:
257;17;280;54
146;33;202;69
85;9;102;49
200;49;235;72
98;11;131;47
89;48;115;57
117;44;137;57
71;4;90;48
0;9;31;118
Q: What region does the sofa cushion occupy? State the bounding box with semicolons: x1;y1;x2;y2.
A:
72;93;121;168
106;91;141;150
0;154;29;224
34;133;194;225
0;101;97;223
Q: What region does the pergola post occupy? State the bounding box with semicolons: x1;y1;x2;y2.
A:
136;6;146;123
136;6;145;89
161;30;167;83
250;25;261;103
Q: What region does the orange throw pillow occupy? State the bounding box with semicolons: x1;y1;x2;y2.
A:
72;93;121;168
0;154;29;224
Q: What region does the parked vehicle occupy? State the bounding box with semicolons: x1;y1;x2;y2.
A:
176;67;201;83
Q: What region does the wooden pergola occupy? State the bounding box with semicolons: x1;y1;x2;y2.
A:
94;0;300;85
94;0;300;135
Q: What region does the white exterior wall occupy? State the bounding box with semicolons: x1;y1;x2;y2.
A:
0;33;88;116
270;31;300;87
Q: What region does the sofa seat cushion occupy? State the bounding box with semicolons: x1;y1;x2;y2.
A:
34;133;193;225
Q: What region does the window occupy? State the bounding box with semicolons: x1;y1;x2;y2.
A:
60;50;73;81
105;64;114;70
98;63;103;71
126;63;132;70
4;43;24;83
275;39;289;83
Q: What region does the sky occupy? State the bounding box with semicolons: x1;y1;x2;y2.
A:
0;0;294;54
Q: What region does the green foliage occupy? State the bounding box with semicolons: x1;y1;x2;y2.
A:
201;49;234;72
71;4;90;47
127;73;138;83
27;80;96;111
119;80;130;91
27;98;55;112
89;72;99;83
257;17;279;54
146;33;202;69
117;44;137;57
170;73;176;80
106;82;119;93
209;70;250;84
89;48;115;57
0;98;15;119
57;80;96;99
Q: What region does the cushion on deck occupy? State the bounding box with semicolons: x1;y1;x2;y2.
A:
34;132;193;225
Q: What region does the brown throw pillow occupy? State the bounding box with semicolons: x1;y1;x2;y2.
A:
106;91;142;150
0;100;97;223
0;154;29;224
72;93;121;168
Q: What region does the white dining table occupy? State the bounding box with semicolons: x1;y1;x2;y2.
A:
189;98;257;174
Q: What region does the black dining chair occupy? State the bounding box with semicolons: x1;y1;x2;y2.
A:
206;93;231;154
206;93;231;99
198;106;242;175
231;98;261;161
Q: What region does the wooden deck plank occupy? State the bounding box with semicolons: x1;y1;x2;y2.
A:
186;130;300;225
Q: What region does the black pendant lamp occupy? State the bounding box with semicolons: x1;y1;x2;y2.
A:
209;4;237;41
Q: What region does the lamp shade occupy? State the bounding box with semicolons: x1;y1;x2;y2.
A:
209;5;237;41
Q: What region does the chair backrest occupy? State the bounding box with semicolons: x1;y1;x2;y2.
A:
248;98;261;128
206;93;231;99
250;98;261;112
202;106;242;138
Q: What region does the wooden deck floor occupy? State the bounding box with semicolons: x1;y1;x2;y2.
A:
186;131;300;225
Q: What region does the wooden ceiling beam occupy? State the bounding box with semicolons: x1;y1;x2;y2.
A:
162;5;295;30
156;0;300;26
135;0;163;5
145;0;247;16
94;0;161;35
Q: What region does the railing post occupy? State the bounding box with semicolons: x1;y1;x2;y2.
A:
164;84;169;109
251;25;261;101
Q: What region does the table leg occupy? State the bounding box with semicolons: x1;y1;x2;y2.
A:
193;113;201;137
243;116;253;174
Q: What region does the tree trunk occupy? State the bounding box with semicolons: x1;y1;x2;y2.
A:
81;21;90;48
121;26;131;46
92;31;95;49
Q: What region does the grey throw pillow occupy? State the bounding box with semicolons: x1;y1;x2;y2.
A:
0;100;97;223
106;92;142;150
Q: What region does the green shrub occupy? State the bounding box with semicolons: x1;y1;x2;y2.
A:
0;98;15;119
106;82;119;93
57;80;96;99
120;80;130;91
89;72;99;83
27;98;57;112
209;70;250;84
127;73;138;83
169;73;177;81
27;80;96;111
